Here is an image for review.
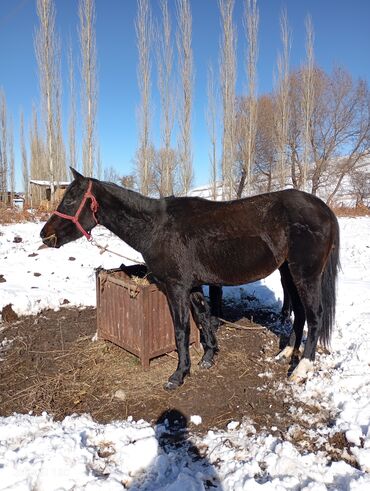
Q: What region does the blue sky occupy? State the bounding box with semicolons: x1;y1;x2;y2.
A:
0;0;369;191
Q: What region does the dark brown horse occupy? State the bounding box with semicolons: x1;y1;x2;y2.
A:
41;169;340;389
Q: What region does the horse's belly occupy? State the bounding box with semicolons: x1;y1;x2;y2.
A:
196;235;283;286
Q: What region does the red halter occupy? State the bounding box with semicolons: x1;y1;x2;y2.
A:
52;180;99;241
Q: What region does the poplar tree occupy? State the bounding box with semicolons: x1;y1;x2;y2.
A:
8;117;15;203
219;0;236;199
176;0;193;194
79;0;98;177
275;8;291;190
206;64;218;200
0;90;8;203
136;0;153;195
237;0;259;198
301;14;315;190
68;39;78;173
20;111;29;201
35;0;62;198
156;0;176;196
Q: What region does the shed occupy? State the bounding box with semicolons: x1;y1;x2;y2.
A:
29;179;70;210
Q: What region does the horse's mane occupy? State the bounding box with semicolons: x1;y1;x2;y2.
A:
96;179;162;214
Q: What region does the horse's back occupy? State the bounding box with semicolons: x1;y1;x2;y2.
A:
163;188;336;241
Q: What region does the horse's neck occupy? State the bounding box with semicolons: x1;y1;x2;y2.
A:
95;183;160;253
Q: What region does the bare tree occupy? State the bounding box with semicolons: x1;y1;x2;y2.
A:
152;146;178;196
176;0;193;194
96;144;102;180
29;105;48;207
20;111;29;200
120;174;136;189
206;64;218;200
219;0;237;199
136;0;153;195
237;0;259;198
351;170;370;206
254;95;277;192
156;0;176;196
315;69;370;203
55;69;67;182
79;0;98;177
301;14;315;190
274;7;291;189
104;165;121;184
35;0;62;198
0;90;8;204
285;66;370;202
8;116;15;202
68;38;78;173
286;70;304;189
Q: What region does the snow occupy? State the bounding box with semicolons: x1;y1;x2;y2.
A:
1;217;370;489
190;415;202;426
0;223;142;317
30;180;71;186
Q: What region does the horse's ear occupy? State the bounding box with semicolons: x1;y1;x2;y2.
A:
70;167;84;181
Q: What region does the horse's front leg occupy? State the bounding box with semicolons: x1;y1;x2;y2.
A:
164;282;192;390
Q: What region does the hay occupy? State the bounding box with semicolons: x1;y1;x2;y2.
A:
130;275;150;286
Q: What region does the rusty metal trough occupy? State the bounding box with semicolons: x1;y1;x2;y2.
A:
96;265;200;368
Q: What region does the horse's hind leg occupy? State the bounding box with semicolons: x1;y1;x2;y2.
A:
190;287;219;369
276;262;306;365
279;264;292;323
288;273;322;381
209;285;223;317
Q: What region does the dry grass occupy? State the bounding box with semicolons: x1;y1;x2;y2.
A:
0;205;51;225
0;206;35;224
332;204;370;217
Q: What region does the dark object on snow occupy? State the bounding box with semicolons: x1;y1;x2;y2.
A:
1;304;18;323
40;168;340;389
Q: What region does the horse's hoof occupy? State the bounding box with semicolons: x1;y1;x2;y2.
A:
163;381;178;390
275;355;287;365
288;372;306;384
163;379;183;391
289;359;313;383
275;346;293;363
198;359;213;369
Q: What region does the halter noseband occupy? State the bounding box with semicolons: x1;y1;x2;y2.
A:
52;180;99;241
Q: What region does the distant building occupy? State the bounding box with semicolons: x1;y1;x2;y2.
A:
29;180;70;209
0;191;25;208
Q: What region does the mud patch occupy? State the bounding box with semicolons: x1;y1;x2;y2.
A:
0;306;323;436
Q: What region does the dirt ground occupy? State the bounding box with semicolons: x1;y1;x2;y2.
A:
0;301;311;429
0;300;356;464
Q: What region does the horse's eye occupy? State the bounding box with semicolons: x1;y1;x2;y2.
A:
63;198;74;207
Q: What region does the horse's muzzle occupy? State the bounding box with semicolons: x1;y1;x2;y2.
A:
40;226;59;248
42;235;59;248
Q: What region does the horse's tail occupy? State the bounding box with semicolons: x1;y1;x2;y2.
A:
319;213;341;349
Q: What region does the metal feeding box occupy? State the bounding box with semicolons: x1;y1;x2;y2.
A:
96;265;200;368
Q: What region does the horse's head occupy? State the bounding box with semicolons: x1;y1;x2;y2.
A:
40;168;99;248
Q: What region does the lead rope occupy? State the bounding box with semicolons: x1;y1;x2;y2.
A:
90;237;146;265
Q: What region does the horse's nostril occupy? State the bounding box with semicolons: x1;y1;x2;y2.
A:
42;233;57;247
